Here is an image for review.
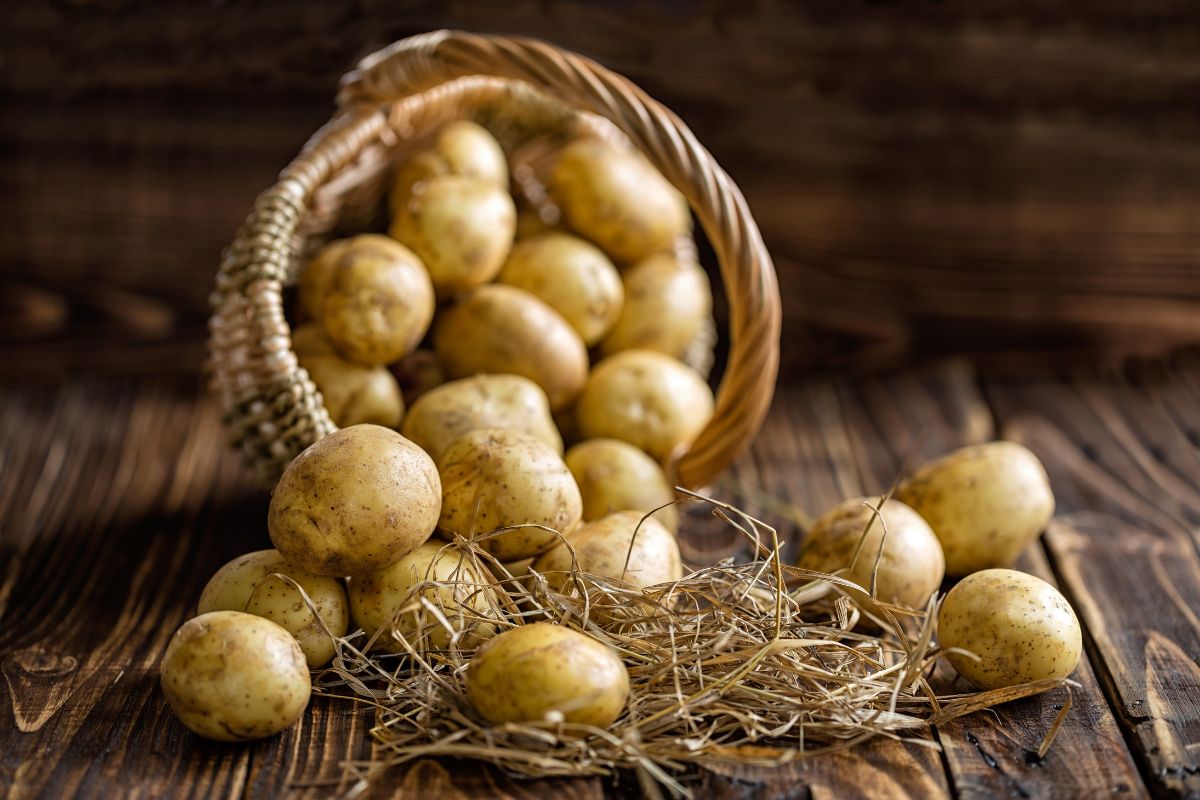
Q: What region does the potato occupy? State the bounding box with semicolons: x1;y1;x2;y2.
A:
160;611;310;741
348;542;496;653
939;569;1082;690
796;497;944;613
293;324;404;429
432;285;588;411
268;424;441;576
497;233;624;346
533;511;682;591
466;622;629;726
549;138;689;263
438;428;582;562
600;252;711;360
197;549;349;668
565;439;679;532
390;349;447;406
402;374;562;463
389;122;507;212
896;442;1055;576
576;350;714;462
390;175;516;297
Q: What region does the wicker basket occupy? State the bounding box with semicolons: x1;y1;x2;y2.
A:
209;30;781;490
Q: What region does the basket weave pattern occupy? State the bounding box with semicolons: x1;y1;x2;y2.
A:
209;30;781;488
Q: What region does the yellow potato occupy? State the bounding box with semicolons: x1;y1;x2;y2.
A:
565;439;679;532
390;175;516;297
576;350;714;462
549;138;689;263
600;252;711;360
533;511;682;591
896;442;1055;576
402;374;562;463
432;285;588;411
796;497;944;613
348;542;496;653
438;428;582;562
268;424;441;576
497;232;624;346
939;568;1082;690
197;549;349;668
293;324;403;428
160;611;310;741
466;622;629;726
389;122;507;213
389;150;451;215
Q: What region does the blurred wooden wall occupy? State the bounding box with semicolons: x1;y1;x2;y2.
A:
3;0;1198;380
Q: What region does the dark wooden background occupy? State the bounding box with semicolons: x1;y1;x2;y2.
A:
3;0;1200;379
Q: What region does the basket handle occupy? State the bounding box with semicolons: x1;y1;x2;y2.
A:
339;31;781;489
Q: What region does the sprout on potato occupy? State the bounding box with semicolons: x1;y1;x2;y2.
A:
565;439;679;532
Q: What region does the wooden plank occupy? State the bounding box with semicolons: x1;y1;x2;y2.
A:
986;370;1200;798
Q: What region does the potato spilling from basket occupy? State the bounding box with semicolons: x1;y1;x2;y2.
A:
163;119;1081;763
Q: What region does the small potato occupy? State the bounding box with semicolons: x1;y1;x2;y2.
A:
390;175;516;297
600;252;711;360
534;510;682;591
497;233;624;346
576;350;714;462
549;138;689;263
797;498;944;613
438;428;582;562
348;542;496;653
466;622;629;726
432;285;588;411
402;374;562;463
896;442;1055;576
198;549;349;668
268;425;441;576
293;324;404;429
160;611;310;741
565;439;679;532
939;569;1082;690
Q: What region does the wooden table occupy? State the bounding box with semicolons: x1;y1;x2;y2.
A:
3;357;1199;799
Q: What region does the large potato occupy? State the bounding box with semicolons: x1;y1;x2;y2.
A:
160;611;310;741
549;138;689;263
390;175;516;297
432;285;588;411
497;232;624;346
896;442;1055;576
533;511;682;591
576;350;714;462
438;428;582;562
293;324;403;429
600;252;711;360
402;374;562;463
197;549;349;668
797;497;944;614
939;569;1082;690
348;542;496;653
268;425;441;576
565;439;679;532
466;622;629;726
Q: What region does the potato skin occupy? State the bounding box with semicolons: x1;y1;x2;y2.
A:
294;324;404;429
565;439;679;532
160;611;311;741
197;549;349;668
497;232;624;346
436;121;508;187
896;442;1055;576
390;175;516;298
549;138;688;263
600;252;711;360
797;498;944;612
402;374;562;463
939;569;1082;690
576;349;714;462
432;285;589;411
437;428;582;562
348;541;496;653
466;622;629;726
318;235;435;366
268;425;441;577
534;511;682;591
